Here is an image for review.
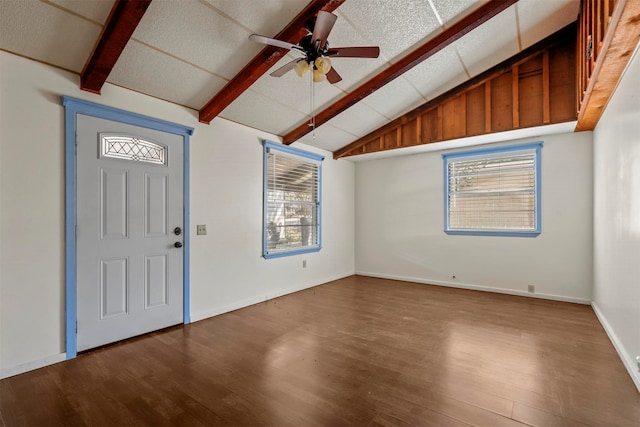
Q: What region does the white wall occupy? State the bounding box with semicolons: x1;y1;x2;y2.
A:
355;132;593;303
0;51;354;375
592;42;640;391
189;117;355;321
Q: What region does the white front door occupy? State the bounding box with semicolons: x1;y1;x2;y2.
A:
76;114;184;351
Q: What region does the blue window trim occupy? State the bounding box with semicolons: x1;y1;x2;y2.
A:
262;140;324;259
442;142;543;237
62;96;194;358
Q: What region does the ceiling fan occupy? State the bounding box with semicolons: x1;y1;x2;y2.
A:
249;11;380;84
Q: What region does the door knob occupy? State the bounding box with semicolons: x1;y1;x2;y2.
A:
174;227;182;236
174;242;183;248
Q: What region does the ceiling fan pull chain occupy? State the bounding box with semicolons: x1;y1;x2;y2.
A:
310;66;316;139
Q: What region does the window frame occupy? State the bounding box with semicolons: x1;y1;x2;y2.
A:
442;142;543;237
262;140;324;259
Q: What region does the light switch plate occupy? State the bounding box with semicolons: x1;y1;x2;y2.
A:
196;224;207;235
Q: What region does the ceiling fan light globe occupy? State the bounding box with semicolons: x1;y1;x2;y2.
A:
315;57;332;74
294;60;309;77
312;69;327;83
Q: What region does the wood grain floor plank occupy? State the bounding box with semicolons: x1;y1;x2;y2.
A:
512;402;592;427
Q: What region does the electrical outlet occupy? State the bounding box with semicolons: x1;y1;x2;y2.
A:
196;224;207;235
302;260;307;268
636;356;640;373
528;285;535;293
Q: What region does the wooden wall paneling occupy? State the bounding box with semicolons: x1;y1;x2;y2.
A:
549;43;577;123
485;81;492;133
437;105;444;140
542;51;551;123
442;95;466;140
401;119;418;147
442;98;455;140
518;54;543;128
465;85;485;136
422;110;437;144
460;93;467;136
490;72;513;132
512;66;520;128
383;131;396;150
334;24;577;158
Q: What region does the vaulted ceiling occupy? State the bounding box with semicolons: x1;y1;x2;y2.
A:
1;0;582;155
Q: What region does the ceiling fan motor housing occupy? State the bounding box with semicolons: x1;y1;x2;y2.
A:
299;34;330;65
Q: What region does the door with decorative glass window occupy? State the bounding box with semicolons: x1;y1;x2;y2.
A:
76;114;183;351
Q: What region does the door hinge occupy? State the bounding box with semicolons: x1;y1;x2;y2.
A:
76;321;78;333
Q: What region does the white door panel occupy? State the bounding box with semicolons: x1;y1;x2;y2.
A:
76;115;183;352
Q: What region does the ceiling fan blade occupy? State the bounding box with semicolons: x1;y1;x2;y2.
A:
311;11;337;50
249;34;303;52
326;46;380;58
326;66;342;84
270;59;304;77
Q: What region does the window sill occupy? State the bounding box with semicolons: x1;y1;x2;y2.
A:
263;246;321;259
444;229;541;237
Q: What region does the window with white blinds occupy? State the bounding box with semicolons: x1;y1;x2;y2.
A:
263;141;324;258
443;142;542;237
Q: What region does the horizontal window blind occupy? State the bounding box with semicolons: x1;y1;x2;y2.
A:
444;144;541;234
263;142;322;257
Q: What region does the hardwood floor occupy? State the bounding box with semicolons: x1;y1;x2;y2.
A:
1;275;639;426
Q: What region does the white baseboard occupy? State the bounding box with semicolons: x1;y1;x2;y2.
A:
190;271;355;323
1;352;67;380
591;302;640;393
355;271;592;305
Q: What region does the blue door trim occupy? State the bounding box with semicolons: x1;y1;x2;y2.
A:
62;96;194;358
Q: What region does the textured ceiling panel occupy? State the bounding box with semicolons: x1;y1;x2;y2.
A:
206;0;308;38
402;44;468;100
220;89;309;136
131;0;262;80
48;0;115;24
430;0;485;26
296;123;360;152
455;5;519;77
325;101;389;138
327;12;389;92
339;0;441;62
109;41;227;109
0;0;101;72
361;78;425;120
517;0;580;49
